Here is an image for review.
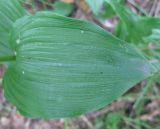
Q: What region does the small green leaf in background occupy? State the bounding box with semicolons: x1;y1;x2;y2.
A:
100;2;115;18
53;1;73;16
105;112;123;129
100;0;125;18
144;28;160;44
105;0;160;45
114;21;128;41
143;28;160;59
2;11;157;118
86;0;104;15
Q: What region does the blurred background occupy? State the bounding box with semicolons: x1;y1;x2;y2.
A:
0;0;160;129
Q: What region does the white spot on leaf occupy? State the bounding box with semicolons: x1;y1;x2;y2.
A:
81;30;84;34
14;51;17;56
16;39;20;44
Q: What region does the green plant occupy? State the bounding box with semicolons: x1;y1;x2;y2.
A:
53;1;73;16
105;112;123;129
105;0;160;45
0;0;159;118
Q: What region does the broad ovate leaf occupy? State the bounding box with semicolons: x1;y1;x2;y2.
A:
3;12;155;118
0;0;27;61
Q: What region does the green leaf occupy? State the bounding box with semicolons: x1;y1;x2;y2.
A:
53;1;73;16
100;2;115;18
100;0;125;18
114;21;128;41
105;112;123;129
3;12;156;118
105;0;160;44
143;28;160;62
86;0;104;15
143;28;160;44
0;0;27;62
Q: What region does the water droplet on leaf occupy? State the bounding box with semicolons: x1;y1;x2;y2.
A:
14;51;17;56
81;30;84;34
16;39;20;44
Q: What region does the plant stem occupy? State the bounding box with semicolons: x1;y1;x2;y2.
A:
0;78;2;85
64;118;68;129
133;78;154;115
0;55;16;62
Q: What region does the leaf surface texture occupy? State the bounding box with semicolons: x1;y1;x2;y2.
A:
3;12;155;118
